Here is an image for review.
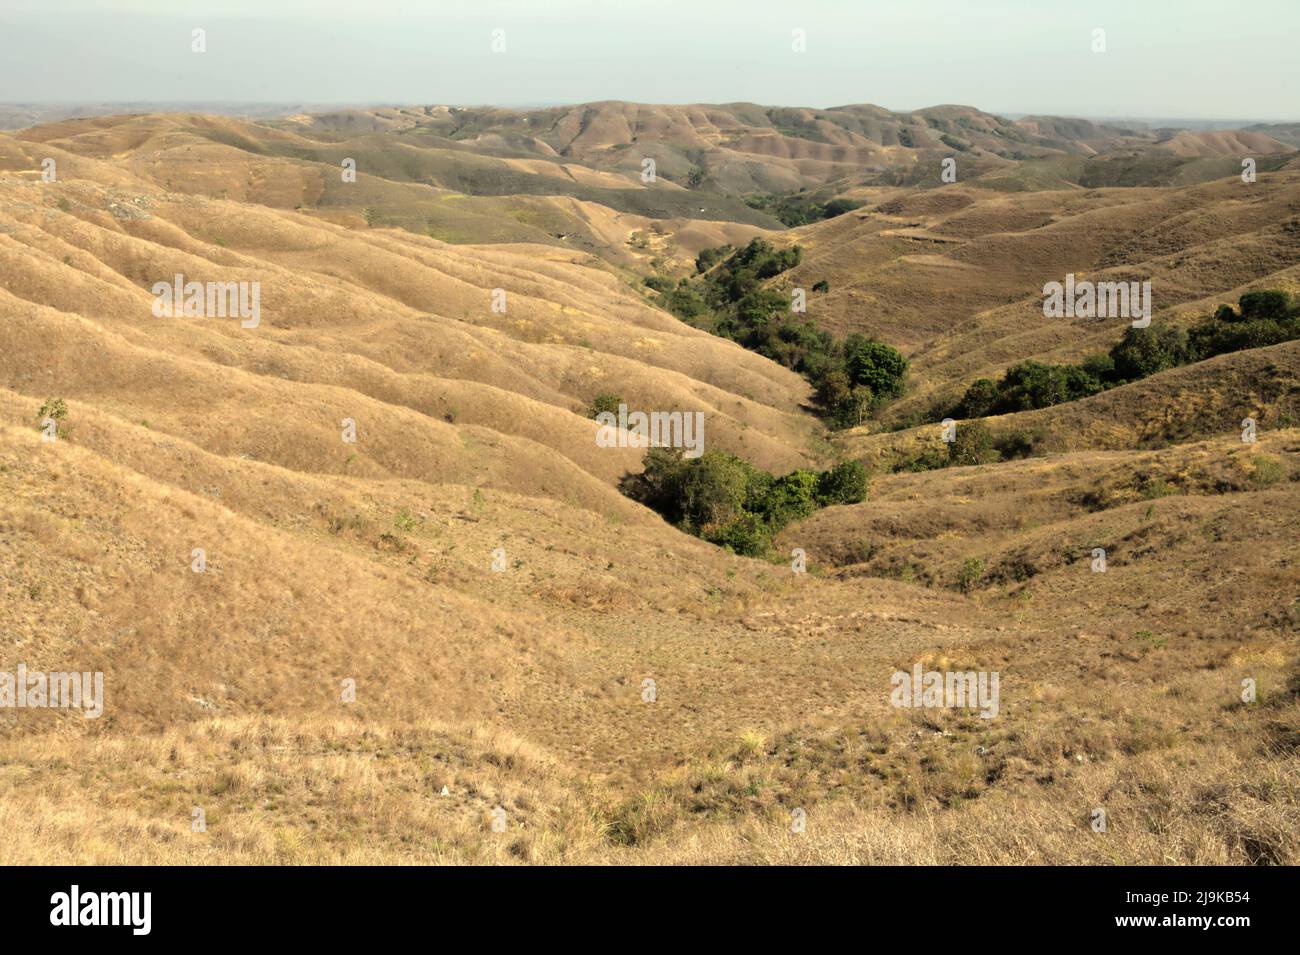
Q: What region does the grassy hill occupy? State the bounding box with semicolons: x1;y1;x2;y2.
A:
0;103;1295;865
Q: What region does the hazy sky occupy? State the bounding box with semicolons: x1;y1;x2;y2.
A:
2;0;1297;120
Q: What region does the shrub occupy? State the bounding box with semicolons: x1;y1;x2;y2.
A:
678;451;759;531
619;448;690;520
812;279;830;293
705;513;772;556
587;394;624;419
947;421;998;467
754;469;820;526
660;281;710;324
744;195;860;227
994;429;1048;460
957;557;985;593
891;445;948;473
37;398;68;423
816;371;872;429
1080;353;1115;382
996;360;1102;412
1109;326;1189;382
1250;455;1288;487
815;460;869;505
1189;317;1297;360
1238;290;1291;321
695;245;732;274
955;378;998;419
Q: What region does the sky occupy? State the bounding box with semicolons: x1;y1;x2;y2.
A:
1;0;1297;120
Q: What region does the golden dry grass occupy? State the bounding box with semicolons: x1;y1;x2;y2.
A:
0;114;1296;865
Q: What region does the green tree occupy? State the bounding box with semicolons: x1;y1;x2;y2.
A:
843;335;908;399
694;245;732;274
678;451;761;531
955;378;998;418
1238;290;1291;321
619;448;690;521
1109;326;1188;382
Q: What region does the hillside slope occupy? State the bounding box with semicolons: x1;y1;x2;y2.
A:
0;108;1295;866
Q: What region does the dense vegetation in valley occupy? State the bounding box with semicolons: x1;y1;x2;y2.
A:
864;290;1300;475
646;238;909;428
620;449;867;556
948;291;1300;420
741;193;863;227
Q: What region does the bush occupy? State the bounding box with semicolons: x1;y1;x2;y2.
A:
743;195;860;227
695;245;732;274
1239;290;1291;321
996;360;1103;412
752;469;820;526
1109;326;1189;382
815;460;869;505
729;237;802;279
678;451;760;531
1080;353;1115;381
619;448;690;520
812;279;830;293
1250;455;1288;487
704;513;771;556
892;445;948;473
947;421;998;467
955;378;998;419
587;394;624;419
993;429;1048;461
37;398;68;423
957;557;985;593
815;370;872;429
660;281;710;323
1189;317;1296;360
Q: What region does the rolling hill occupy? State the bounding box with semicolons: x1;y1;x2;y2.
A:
0;102;1296;865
